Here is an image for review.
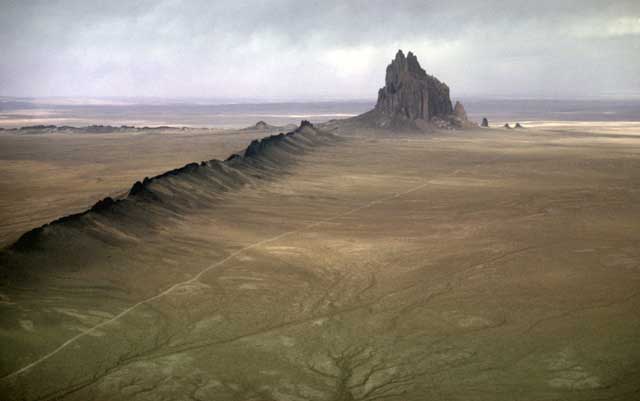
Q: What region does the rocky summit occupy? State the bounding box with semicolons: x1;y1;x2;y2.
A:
376;50;453;121
357;50;473;130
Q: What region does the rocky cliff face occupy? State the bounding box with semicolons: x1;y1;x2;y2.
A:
347;50;475;130
375;50;453;121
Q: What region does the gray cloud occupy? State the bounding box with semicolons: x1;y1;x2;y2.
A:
0;0;639;99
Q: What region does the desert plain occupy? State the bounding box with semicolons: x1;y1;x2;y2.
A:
0;121;639;401
0;127;275;247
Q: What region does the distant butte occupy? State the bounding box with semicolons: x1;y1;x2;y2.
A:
354;50;474;130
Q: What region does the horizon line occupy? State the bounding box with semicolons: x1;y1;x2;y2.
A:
2;94;640;106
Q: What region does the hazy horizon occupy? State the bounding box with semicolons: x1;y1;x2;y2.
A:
4;93;640;105
2;96;640;129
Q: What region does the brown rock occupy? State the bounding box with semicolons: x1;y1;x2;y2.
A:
453;101;468;120
375;50;453;121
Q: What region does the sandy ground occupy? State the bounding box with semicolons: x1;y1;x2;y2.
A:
495;120;640;136
0;128;274;247
1;124;640;400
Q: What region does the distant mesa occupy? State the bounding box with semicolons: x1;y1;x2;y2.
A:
254;121;270;129
356;50;475;130
481;117;489;127
244;121;297;131
8;122;302;134
7;124;185;134
246;120;275;130
19;124;58;130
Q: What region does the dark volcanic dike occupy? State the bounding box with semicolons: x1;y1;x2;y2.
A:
0;121;341;400
0;121;338;283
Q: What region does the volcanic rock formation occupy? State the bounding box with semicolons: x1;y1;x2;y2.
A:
453;101;467;119
245;121;275;130
244;121;297;132
7;121;337;253
255;121;269;129
450;101;476;128
376;50;453;121
355;50;473;130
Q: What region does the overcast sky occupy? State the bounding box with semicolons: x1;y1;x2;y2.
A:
1;0;639;100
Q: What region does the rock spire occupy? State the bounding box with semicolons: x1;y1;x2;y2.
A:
374;50;453;121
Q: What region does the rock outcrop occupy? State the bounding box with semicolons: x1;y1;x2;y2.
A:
453;101;467;120
244;121;298;132
9;124;184;134
9;121;338;252
254;121;269;129
375;50;453;121
450;101;476;128
245;121;276;130
354;50;474;130
481;118;489;127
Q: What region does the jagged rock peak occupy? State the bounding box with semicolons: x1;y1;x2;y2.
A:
388;50;427;78
375;50;453;121
453;101;468;120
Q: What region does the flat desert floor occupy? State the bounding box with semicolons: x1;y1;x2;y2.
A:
1;125;640;400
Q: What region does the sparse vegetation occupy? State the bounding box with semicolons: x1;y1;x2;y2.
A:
1;123;639;400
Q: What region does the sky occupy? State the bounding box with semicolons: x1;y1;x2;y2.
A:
0;0;639;101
